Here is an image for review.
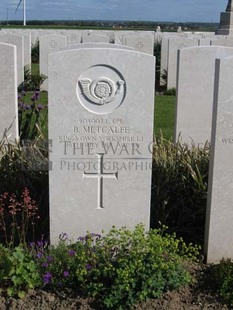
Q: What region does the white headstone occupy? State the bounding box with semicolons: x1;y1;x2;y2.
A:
82;34;110;43
211;39;233;47
175;46;233;145
39;34;67;91
67;32;82;45
49;48;155;242
204;55;233;263
167;38;198;89
62;43;134;51
114;33;154;55
0;34;24;86
160;37;169;86
0;43;18;140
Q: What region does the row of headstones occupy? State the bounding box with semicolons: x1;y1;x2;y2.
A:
38;33;155;91
2;27;233;90
161;35;233;88
0;32;31;86
1;40;233;264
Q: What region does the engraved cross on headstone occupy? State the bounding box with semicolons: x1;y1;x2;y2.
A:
83;153;118;209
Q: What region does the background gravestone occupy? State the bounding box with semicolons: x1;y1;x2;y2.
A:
114;33;154;55
39;34;67;91
204;55;233;263
167;38;198;89
0;43;18;141
49;48;155;242
0;33;24;86
175;46;233;145
61;42;134;51
82;34;110;43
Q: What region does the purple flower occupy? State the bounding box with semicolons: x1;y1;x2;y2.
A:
35;91;40;100
63;271;69;277
46;256;53;262
42;262;48;268
29;242;35;247
37;104;43;111
25;105;31;110
31;95;36;101
18;95;22;100
18;102;23;108
37;241;44;247
68;249;76;256
43;272;52;284
86;264;92;271
36;252;43;259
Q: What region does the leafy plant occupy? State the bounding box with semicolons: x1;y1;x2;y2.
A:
20;65;47;92
34;225;199;309
164;87;176;96
151;137;209;245
0;138;49;242
18;89;48;140
0;188;39;247
4;246;41;298
31;40;39;64
213;258;233;306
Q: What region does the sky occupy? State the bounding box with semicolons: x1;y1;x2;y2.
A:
0;0;228;23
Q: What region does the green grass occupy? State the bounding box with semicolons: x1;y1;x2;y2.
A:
154;95;176;140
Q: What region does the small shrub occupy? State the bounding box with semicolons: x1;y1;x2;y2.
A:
20;66;46;92
151;138;209;245
2;246;41;298
164;87;176;96
33;225;199;309
18;89;48;140
213;258;233;306
0;139;49;242
31;40;39;64
0;188;39;247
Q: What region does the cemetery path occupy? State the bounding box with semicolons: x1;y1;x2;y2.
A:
0;263;230;310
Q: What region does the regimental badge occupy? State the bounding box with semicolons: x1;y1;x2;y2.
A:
79;78;125;106
77;65;126;115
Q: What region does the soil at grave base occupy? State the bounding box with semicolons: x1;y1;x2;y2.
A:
0;263;232;310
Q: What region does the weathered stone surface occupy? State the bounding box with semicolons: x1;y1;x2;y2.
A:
205;55;233;263
175;46;233;146
0;43;18;141
49;48;155;242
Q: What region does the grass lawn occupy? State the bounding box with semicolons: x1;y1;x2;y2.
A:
154;95;176;140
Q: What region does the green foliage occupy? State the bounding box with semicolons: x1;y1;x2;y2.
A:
0;225;199;306
164;87;176;96
18;90;48;140
151;138;209;245
0;139;49;242
0;188;39;247
36;225;199;309
214;259;233;306
21;65;46;92
31;40;39;64
1;246;41;298
160;69;167;88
